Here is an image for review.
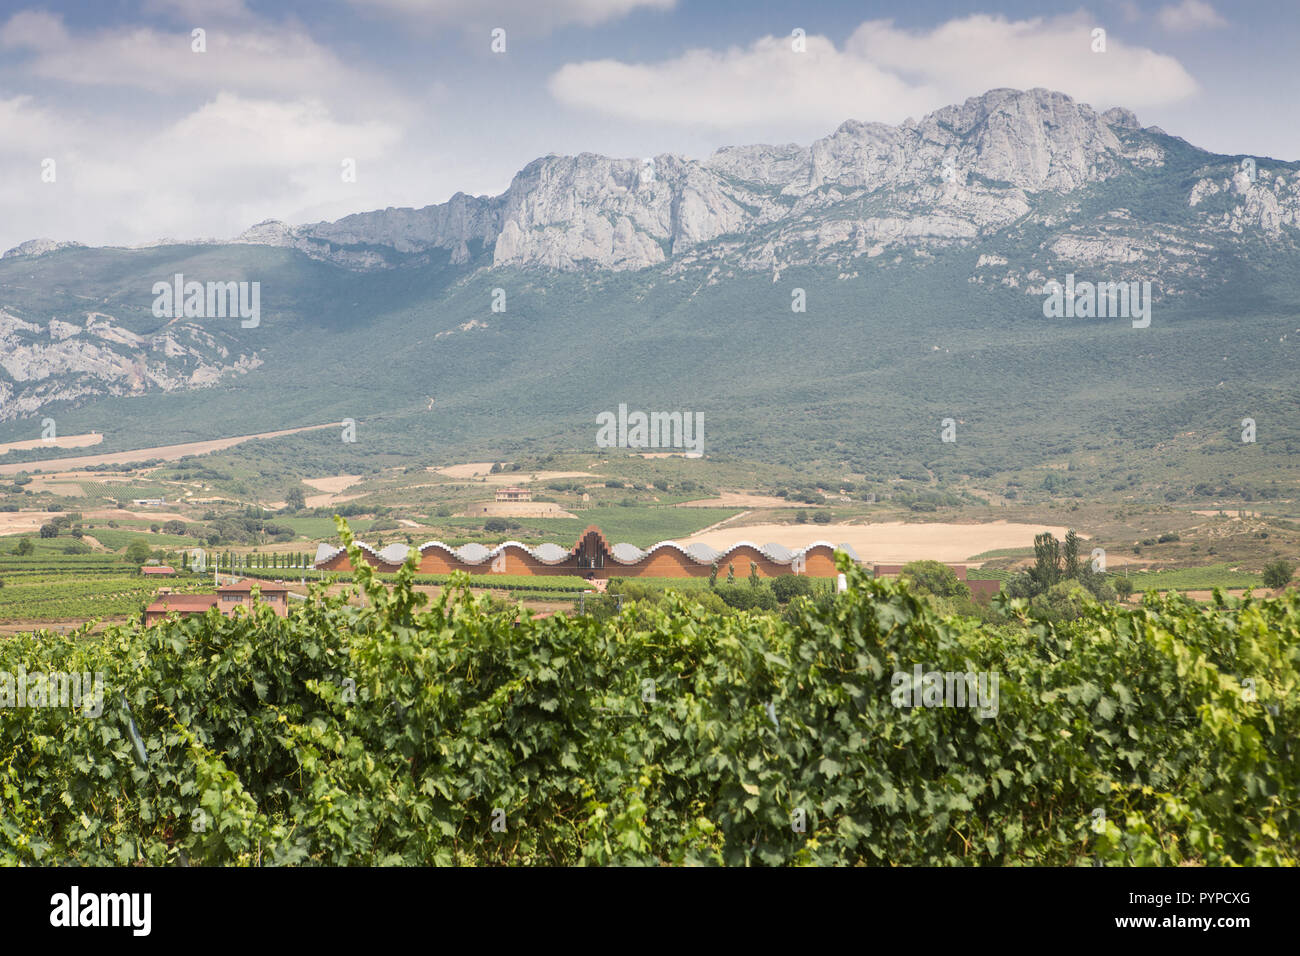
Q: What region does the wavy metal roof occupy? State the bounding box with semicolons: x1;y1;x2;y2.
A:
377;543;414;564
317;532;857;570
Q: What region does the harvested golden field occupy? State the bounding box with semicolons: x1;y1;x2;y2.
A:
302;475;363;494
433;463;597;484
676;493;806;509
680;520;1077;564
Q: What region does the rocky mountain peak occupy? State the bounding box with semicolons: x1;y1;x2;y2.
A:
2;237;85;259
17;88;1290;279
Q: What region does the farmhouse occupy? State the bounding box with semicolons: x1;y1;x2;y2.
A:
143;593;218;625
315;526;856;579
143;579;291;625
216;580;290;617
141;565;175;577
495;486;531;502
873;563;1000;598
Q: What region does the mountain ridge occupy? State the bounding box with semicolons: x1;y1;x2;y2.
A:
1;86;1298;482
9;87;1295;277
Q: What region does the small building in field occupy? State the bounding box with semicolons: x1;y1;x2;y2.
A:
144;579;292;626
132;498;166;507
141;565;175;577
495;486;531;502
216;580;291;617
872;563;1001;599
144;594;218;625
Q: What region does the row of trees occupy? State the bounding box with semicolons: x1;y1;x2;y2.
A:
176;550;314;572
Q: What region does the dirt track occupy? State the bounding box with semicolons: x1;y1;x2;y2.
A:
0;423;341;476
0;433;103;455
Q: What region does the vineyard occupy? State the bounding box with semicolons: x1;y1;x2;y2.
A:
0;555;130;572
0;522;1296;866
0;572;163;622
238;566;596;596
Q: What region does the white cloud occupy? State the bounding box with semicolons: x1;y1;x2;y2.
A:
549;14;1199;130
0;93;406;249
550;33;932;132
155;94;401;171
141;0;256;22
848;15;1198;106
0;10;389;104
348;0;675;31
0;10;68;48
1156;1;1228;31
0;94;73;154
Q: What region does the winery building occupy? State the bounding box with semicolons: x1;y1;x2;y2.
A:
314;526;856;579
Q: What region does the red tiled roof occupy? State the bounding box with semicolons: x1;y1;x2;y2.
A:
147;595;218;613
142;566;175;575
217;579;290;593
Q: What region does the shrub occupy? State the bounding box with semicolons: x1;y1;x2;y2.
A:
714;583;778;611
899;560;970;599
769;575;813;604
1263;559;1295;590
1028;580;1094;623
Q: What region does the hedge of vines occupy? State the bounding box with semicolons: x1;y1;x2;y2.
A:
1;519;1295;866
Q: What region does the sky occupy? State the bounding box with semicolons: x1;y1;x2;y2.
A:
0;0;1296;252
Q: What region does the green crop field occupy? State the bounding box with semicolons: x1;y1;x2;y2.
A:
1122;564;1266;591
277;516;378;538
0;554;129;572
0;573;160;622
967;547;1035;562
85;528;195;551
